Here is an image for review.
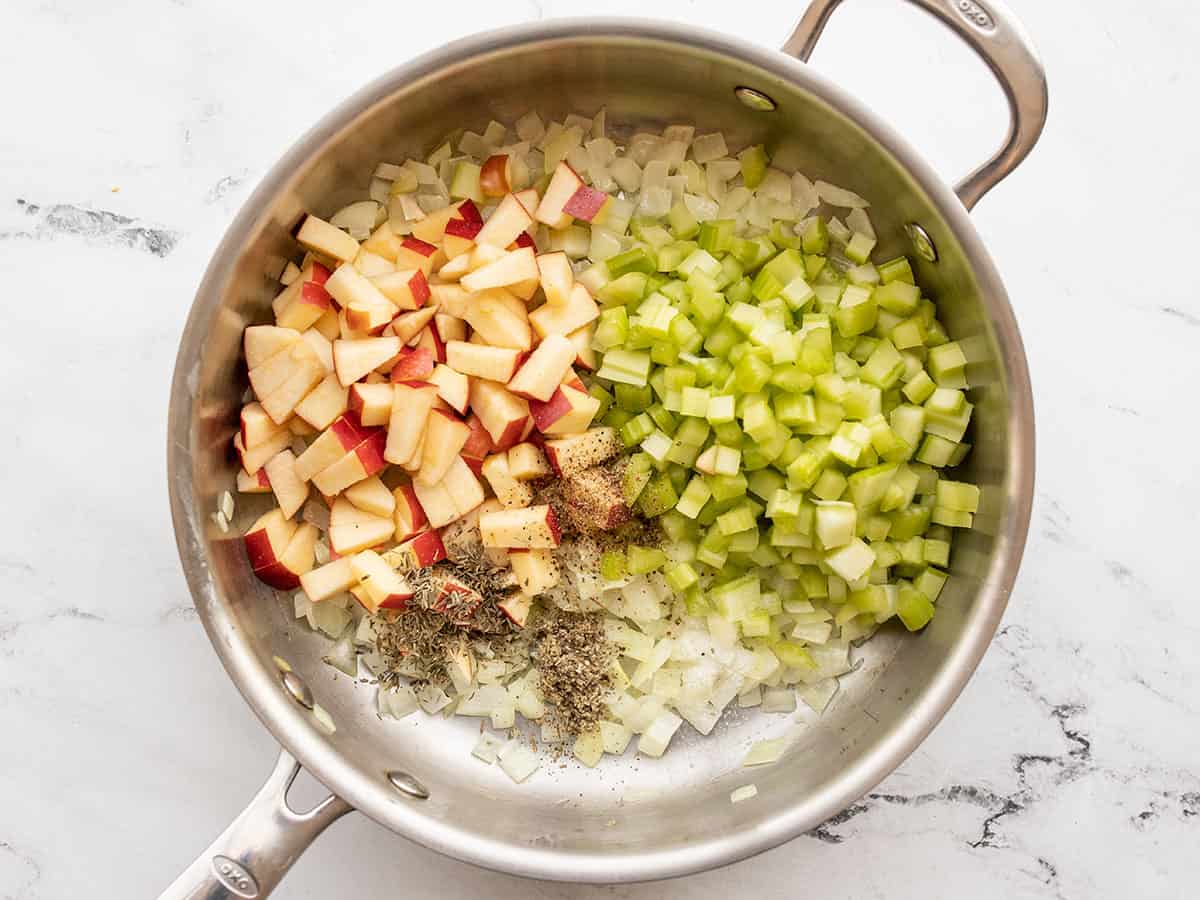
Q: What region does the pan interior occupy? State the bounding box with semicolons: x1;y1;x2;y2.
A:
172;23;1028;879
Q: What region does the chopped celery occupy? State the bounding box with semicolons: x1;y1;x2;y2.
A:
607;246;656;278
738;145;769;189
598;273;649;308
628;546;668;574
638;472;679;517
600;549;627;581
801;217;828;254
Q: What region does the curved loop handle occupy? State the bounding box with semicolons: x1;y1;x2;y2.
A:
159;749;352;900
783;0;1048;210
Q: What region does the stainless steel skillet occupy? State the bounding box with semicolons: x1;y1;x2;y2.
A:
164;3;1045;895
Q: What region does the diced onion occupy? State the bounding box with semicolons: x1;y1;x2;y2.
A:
815;180;870;208
742;738;787;767
497;739;540;783
730;784;758;804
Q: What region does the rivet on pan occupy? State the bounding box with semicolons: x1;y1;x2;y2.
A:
734;87;777;112
281;671;314;710
387;771;430;800
905;222;938;262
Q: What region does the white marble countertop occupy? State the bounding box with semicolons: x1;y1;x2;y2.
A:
2;0;1197;897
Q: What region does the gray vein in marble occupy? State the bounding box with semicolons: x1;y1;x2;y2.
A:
0;839;41;899
3;199;179;257
0;607;105;652
161;604;200;623
206;172;248;203
1160;305;1199;326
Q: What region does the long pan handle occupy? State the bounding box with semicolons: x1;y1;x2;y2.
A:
159;748;351;900
783;0;1048;210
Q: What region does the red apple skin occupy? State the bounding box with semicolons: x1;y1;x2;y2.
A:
389;347;435;382
309;262;332;286
462;456;484;477
243;530;279;572
529;389;571;432
492;416;530;453
545;506;562;546
456;199;483;227
562;186;610;221
252;562;301;591
479;155;511;197
354;430;389;475
512;232;536;251
403;530;447;568
415;326;446;364
331;412;370;451
377;592;413;612
444;217;482;240
401;236;438;258
300;281;332;309
409;270;431;307
394;484;428;541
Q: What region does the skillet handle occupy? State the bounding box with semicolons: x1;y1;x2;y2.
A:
158;748;352;900
783;0;1048;210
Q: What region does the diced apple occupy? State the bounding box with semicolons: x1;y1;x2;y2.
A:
437;253;473;281
480;505;561;549
462;289;532;351
469;379;531;451
414;325;445;363
563;185;610;222
410;204;462;244
311;430;387;495
565;324;596;371
497;592;534;628
349;550;414;613
429;283;471;318
529;282;599;339
412;479;457;529
392;483;428;542
370;268;429;310
509;548;560;595
344;475;395;518
461;247;539;293
543;427;622;476
442;216;481;260
234;429;290;476
347;381;393;426
535;162;585;228
248;339;319;400
264;449;310;519
296;214;359;263
535;251;574;307
254;521;318;591
353;249;394;278
512;232;536;250
445;341;523;382
461;414;494;475
332;336;402;386
395;236;441;275
328;496;395;554
479;154;512;197
387;306;437;343
507;442;552;480
243;508;298;574
563;466;631;530
362;221;403;261
476;193;534;249
301;329;334;372
531;382;601;435
259;348;326;425
429;573;484;622
294;373;349;430
288;418;318;437
237;467;272;494
337;307;370;341
325;263;392;318
276;280;333;332
481;453;535;509
297;556;354;602
397;529;448;569
434;314;467;344
427;364;469;414
383;381;437;465
416;410;470;486
313;307;341;341
295;414;370;480
240;402;283;449
388;346;435;382
245;325;300;369
442;456;485;515
506;334;577;402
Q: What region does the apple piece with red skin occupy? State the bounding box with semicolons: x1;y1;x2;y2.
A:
387;306;437;344
325;263;396;314
252;522;319;591
475;193;535;249
276;279;333;331
362;221;403;261
427;364;469;414
264;449;310;519
481;453;535;509
336;307;370;341
343;297;395;334
479;504;561;549
534;162;585;228
295;413;371;481
497;592;534;628
409;204;465;244
529;383;600;435
442;216;481;260
299;557;356;602
562;185;611;222
445;341;523;383
392;483;428;542
469;379;531;451
311;429;388;496
237;467;272;494
416;409;470;486
506;334;577;402
296;214;359;263
332;336;402;387
240;402;284;449
507;442;552;480
383;380;436;465
460;246;539;294
456;199;483;227
430;573;485;623
388;346;435;382
511;232;536;251
369;268;429;310
414;325;445;364
508;548;561;595
479;154;512;197
441;456;485;516
461;414;494;475
398;529;448;568
343;475;395;518
243;509;298;573
542;427;623;476
347;381;393;427
234;429;290;477
395;236;441;275
412;478;457;529
349;550;415;613
561;367;587;392
563;466;633;531
294;373;349;431
565;324;596;371
328;496;395;555
529;282;600;339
